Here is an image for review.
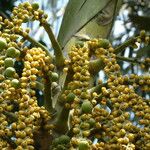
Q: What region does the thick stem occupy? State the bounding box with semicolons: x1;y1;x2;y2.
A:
42;22;65;69
114;36;139;54
20;31;53;60
43;74;53;113
54;104;70;134
89;59;104;75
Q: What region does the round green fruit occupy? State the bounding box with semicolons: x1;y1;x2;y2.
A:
52;138;60;146
0;37;7;51
4;67;16;77
4;58;14;68
98;39;110;49
15;49;21;57
87;118;96;127
140;30;146;39
11;79;20;88
81;100;93;113
23;15;30;23
58;135;70;144
78;140;89;150
75;41;84;48
51;72;59;82
6;47;20;58
66;93;75;102
32;3;39;10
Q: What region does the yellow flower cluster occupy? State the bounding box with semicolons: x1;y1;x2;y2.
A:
0;41;53;149
87;37;150;150
12;2;48;26
56;33;150;149
0;1;149;150
0;5;54;148
62;45;93;148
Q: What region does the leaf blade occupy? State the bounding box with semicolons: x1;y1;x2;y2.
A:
58;0;112;48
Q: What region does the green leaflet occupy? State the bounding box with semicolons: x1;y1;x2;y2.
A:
57;0;122;49
58;0;111;48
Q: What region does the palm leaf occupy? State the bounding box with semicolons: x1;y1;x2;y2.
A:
58;0;114;48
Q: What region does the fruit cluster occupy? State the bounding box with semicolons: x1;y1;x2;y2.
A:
0;36;54;149
86;36;150;150
57;33;149;149
0;2;149;150
0;2;55;149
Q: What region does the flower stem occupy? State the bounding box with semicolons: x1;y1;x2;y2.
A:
89;59;104;75
114;36;139;54
43;72;53;113
21;31;53;60
116;55;143;64
42;22;65;69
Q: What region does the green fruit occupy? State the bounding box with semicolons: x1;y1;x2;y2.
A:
87;118;96;127
0;37;7;51
52;138;60;146
52;135;70;146
51;72;59;82
81;100;93;113
66;93;75;102
15;49;21;57
78;140;89;150
32;3;39;10
4;67;16;77
75;41;84;48
4;58;14;68
98;39;110;49
11;79;20;88
58;135;70;144
6;47;20;58
140;30;146;39
23;15;30;23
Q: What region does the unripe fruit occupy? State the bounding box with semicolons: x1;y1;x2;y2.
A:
98;39;109;49
23;15;30;23
66;93;75;102
6;47;20;58
58;135;70;144
140;30;146;39
0;37;7;51
51;72;59;82
75;41;84;48
4;58;14;68
51;82;59;93
32;3;39;10
88;118;96;127
4;67;16;77
15;49;21;57
52;135;70;146
11;79;20;88
52;138;60;146
78;140;89;150
81;100;93;113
